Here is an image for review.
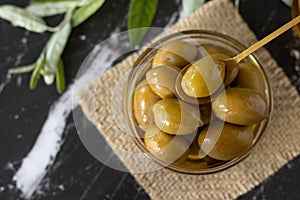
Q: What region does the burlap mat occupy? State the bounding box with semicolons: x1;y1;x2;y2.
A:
77;0;300;199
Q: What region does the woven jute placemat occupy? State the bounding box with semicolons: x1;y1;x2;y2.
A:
77;0;300;199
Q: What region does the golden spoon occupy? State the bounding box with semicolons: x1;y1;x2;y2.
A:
224;15;300;85
175;15;300;104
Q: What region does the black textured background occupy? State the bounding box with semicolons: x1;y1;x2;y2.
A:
0;0;299;199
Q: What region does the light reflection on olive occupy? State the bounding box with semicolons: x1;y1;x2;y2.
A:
181;55;225;98
146;65;180;99
133;80;161;129
144;124;190;163
198;121;254;161
152;98;203;135
153;40;197;68
212;87;268;125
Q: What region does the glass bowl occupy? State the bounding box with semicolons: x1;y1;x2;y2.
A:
123;30;272;174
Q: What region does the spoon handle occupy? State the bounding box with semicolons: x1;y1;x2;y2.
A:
233;15;300;64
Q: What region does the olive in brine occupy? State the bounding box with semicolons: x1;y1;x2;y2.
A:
198;121;253;161
199;103;213;125
201;45;234;57
152;99;203;135
153;40;197;68
146;65;180;99
144;125;189;163
133;80;161;128
210;54;238;86
187;137;207;160
181;56;225;98
233;63;266;94
212;87;268;125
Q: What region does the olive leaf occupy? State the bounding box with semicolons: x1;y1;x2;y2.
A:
31;0;63;3
40;9;73;90
30;54;46;89
41;69;55;85
281;0;292;7
0;5;58;33
31;0;89;5
26;1;78;17
71;0;105;27
8;64;35;74
127;0;158;47
77;0;95;6
43;74;55;85
56;59;66;93
5;0;104;93
45;22;72;73
182;0;205;16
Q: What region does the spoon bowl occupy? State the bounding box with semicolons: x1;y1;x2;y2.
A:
175;64;224;105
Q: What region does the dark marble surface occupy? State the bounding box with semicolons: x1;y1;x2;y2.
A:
0;0;299;199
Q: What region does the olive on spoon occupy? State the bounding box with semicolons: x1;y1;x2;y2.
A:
175;55;226;104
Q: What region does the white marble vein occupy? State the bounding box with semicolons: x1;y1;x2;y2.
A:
13;87;73;198
0;73;12;94
12;6;184;198
12;33;121;199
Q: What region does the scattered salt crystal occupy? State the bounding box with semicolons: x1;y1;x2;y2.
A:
290;49;300;59
7;184;14;190
58;184;65;191
13;114;19;120
17;76;22;87
0;73;12;93
21;38;27;44
6;162;16;171
291;75;297;81
79;34;87;41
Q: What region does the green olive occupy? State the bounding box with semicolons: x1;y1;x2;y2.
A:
198;52;238;86
153;40;197;68
199;103;213;125
233;63;266;94
198;121;254;161
201;44;234;57
207;53;238;86
152;98;203;135
210;53;230;61
181;55;225;98
187;137;207;160
204;156;225;167
133;80;161;128
146;65;180;99
208;53;238;86
200;47;237;86
212;87;268;125
224;67;239;87
176;159;209;169
144;124;189;163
